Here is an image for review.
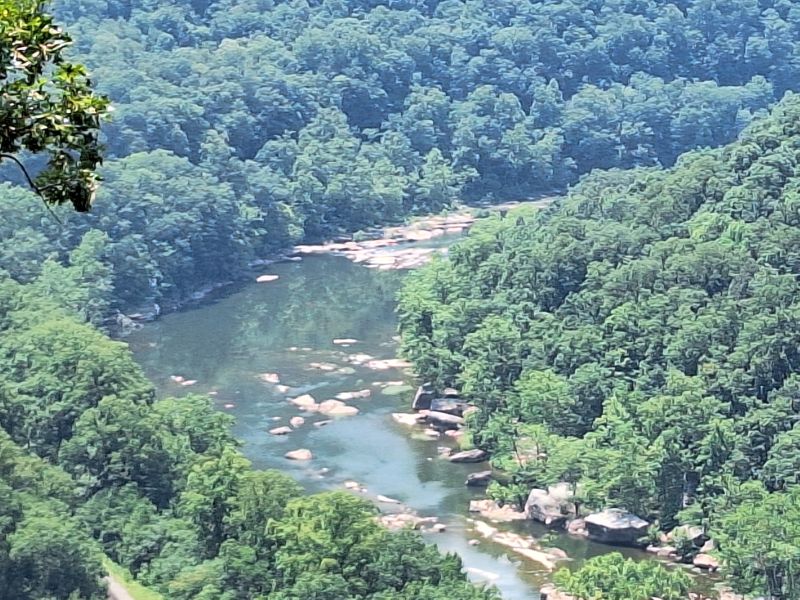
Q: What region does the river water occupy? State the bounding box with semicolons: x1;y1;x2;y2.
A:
126;243;709;599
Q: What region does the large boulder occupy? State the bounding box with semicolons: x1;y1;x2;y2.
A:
430;397;469;416
412;383;436;410
426;411;464;431
669;524;707;547
465;470;493;487
525;489;568;527
693;553;720;571
584;509;649;546
285;449;313;461
449;449;488;463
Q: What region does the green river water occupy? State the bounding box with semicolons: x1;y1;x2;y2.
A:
127;244;712;600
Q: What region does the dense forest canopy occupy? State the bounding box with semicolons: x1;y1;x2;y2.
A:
398;93;800;599
4;0;800;598
4;0;800;317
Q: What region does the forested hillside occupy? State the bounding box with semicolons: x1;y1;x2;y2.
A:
5;0;800;316
398;93;800;599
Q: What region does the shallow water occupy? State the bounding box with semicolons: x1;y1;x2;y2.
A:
127;248;714;599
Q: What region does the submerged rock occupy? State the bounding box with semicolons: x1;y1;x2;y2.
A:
584;509;649;546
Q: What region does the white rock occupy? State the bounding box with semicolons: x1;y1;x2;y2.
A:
269;426;293;436
256;274;279;283
289;394;318;410
377;495;402;504
289;416;305;428
333;338;358;345
318;400;359;417
258;373;281;384
285;449;312;461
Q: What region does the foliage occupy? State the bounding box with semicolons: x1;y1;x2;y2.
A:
553;553;690;600
0;0;109;210
398;94;800;594
712;482;800;599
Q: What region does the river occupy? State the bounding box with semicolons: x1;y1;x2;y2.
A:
126;236;708;599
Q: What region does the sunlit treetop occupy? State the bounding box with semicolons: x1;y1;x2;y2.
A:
0;0;109;212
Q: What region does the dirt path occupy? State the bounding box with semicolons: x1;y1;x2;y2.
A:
105;575;135;600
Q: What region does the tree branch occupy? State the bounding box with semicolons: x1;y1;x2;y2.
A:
0;153;63;225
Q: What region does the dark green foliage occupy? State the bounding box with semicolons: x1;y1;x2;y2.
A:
553;553;690;600
0;0;109;211
398;94;800;594
3;0;800;317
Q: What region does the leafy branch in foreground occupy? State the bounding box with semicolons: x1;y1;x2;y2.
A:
1;0;109;211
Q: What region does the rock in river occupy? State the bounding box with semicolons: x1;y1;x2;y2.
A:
269;426;293;436
412;383;436;410
289;416;305;428
289;394;318;410
318;400;359;417
392;412;424;426
584;508;649;546
448;449;488;463
465;470;493;487
285;449;313;461
426;411;465;431
525;488;568;527
430;397;469;416
693;553;720;571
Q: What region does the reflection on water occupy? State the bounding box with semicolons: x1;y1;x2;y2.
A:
128;252;713;600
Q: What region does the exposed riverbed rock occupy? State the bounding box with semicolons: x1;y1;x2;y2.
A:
289;416;305;428
584;509;649;546
289;394;318;410
693;553;720;571
412;383;436;410
285;449;313;461
448;449;488;463
377;495;402;504
256;274;279;283
539;584;574;600
335;389;371;401
471;520;564;570
465;471;493;487
668;524;708;547
525;489;569;527
392;412;425;426
426;411;465;431
269;426;293;436
378;512;438;531
430;397;469;416
318;400;359;417
468;500;527;522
